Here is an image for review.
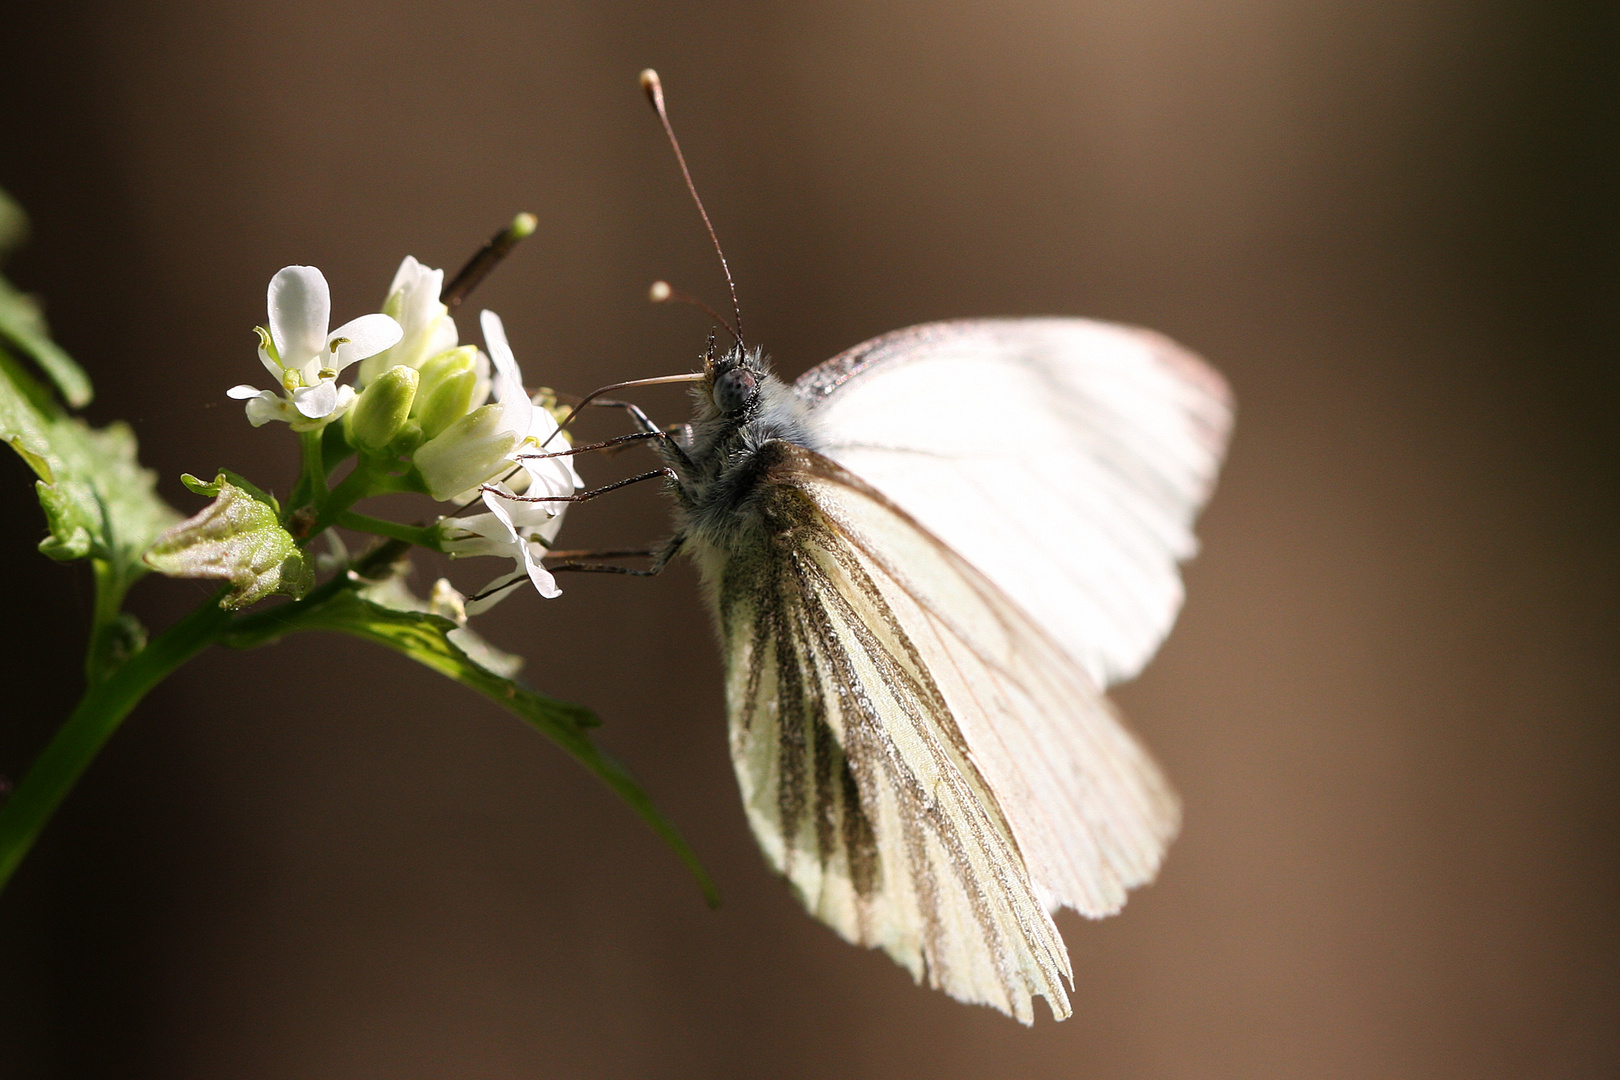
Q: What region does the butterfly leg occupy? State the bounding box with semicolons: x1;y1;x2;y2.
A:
569;397;699;472
520;402;698;475
482;467;678;507
475;467;683;572
520;429;667;460
545;532;686;577
584;396;662;435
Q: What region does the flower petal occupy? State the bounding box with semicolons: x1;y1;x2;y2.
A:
327;313;404;371
523;409;584;488
423;318;459;361
464;569;527;615
256;328;283;378
243;390;294;427
479;493;561;599
387;255;428;303
479;485;521;535
536;509;567;546
292;379;339;419
469;347;492;410
481;310;532;440
391;256;446;337
268;266;330;369
519;544;561;599
226;384;264;399
361;258;457;385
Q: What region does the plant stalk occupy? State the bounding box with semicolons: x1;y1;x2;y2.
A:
83;559;128;684
0;595;231;890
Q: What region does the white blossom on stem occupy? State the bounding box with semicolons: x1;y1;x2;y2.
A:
413;310;580;502
439;486;566;612
426;310;583;606
357;256;460;386
227;266;402;430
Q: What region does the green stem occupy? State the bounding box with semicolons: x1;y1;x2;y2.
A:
293;429;328;518
82;559;128;684
333;511;442;550
316;462;377;529
224;539;411;649
0;595;232;891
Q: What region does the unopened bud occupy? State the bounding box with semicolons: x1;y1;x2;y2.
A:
412;403;521;500
349;364;418;454
414;345;479;439
388;418;425;457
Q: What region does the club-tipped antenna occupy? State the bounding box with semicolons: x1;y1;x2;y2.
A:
648;280;740;343
640;69;744;348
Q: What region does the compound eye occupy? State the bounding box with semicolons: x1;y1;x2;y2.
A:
714;367;758;414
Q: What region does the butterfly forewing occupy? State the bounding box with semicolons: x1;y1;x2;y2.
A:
797;318;1232;690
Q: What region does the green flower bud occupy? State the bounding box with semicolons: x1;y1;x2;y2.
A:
388;418;425;457
349;364;418;455
414;346;479;439
412;403;520;500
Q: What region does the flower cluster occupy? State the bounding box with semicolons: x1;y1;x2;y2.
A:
228;259;581;607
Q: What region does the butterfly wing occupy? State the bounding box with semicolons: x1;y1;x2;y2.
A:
797;318;1232;688
711;441;1178;1022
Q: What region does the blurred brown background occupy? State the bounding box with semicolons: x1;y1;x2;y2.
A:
1;0;1617;1077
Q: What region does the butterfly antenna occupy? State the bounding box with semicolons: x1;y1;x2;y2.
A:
546;372;706;445
649;280;740;344
640;69;745;348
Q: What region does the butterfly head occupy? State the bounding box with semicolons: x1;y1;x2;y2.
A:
703;339;767;418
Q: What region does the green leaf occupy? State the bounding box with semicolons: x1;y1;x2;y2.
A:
41;420;178;565
354;561;526;678
0;346;179;581
179;468;280;511
0;275;92;409
0;190;176;592
0;188;26;260
0;188;92;407
228;587;718;905
144;473;312;609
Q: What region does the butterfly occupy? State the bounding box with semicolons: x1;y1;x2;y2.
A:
648;318;1231;1024
537;71;1232;1024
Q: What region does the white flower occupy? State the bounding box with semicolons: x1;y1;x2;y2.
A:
425;310;583;608
482;309;583;503
412;310;580;501
357;256;460;386
440;487;567;612
228;266;402;430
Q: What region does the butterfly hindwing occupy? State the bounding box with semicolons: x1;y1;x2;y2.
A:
713;442;1072;1023
793;450;1182;923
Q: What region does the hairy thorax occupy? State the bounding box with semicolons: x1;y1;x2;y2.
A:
666;369;826;562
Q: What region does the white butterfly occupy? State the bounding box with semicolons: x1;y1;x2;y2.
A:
651;318;1231;1024
513;69;1232;1025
